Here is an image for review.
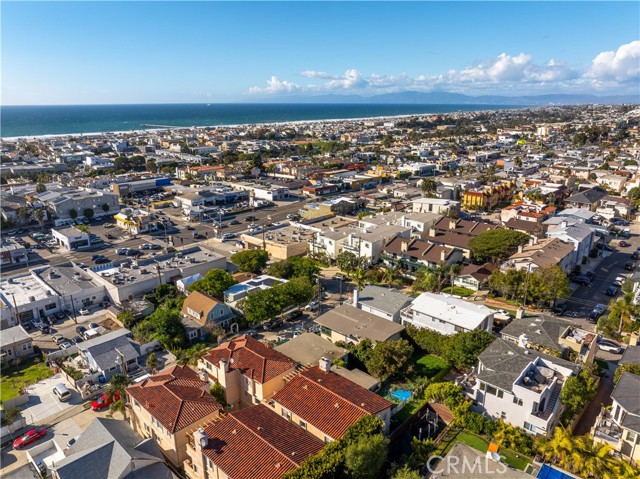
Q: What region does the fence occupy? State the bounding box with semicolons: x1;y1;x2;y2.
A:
2;394;29;410
47;345;79;362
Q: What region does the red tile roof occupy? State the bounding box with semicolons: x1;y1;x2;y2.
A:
126;365;221;433
272;366;392;440
202;404;323;479
202;335;297;384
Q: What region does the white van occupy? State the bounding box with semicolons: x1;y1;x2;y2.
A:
53;383;72;402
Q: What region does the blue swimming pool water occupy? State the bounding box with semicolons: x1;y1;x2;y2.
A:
391;389;412;402
537;464;573;479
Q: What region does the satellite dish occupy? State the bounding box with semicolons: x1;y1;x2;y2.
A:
229;358;234;364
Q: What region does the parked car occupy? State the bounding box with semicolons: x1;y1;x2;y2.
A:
71;336;84;344
263;318;283;331
571;275;591;286
552;303;567;315
598;339;623;354
588;310;602;322
305;301;319;311
88;322;99;329
13;428;47;449
139;244;152;250
115;248;127;255
605;286;619;296
584;271;596;281
229;220;241;225
244;329;258;338
221;233;236;241
633;251;640;260
613;276;626;287
94;256;109;264
79;308;90;315
59;342;72;350
619;240;630;247
284;309;303;321
52;334;66;344
91;392;120;411
625;262;635;271
76;325;87;335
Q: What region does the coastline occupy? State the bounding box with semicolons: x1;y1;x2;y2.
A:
0;104;525;141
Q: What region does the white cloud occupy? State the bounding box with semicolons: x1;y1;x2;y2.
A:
587;40;640;83
248;76;300;94
247;42;638;96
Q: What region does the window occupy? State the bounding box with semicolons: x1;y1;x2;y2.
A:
627;431;637;443
45;303;57;310
496;389;504;399
206;457;213;469
22;343;31;351
281;408;292;421
500;411;507;420
300;420;307;430
524;422;537;434
513;396;523;407
485;385;497;396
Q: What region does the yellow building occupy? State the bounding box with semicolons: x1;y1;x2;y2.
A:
462;180;516;210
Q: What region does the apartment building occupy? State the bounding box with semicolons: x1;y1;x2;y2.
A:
126;365;222;467
199;335;297;408
185;405;324;479
463;339;580;436
592;372;640;464
269;360;394;442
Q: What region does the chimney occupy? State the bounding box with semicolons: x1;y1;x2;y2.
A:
449;219;457;230
428;227;437;237
219;358;230;373
518;245;524;254
561;220;568;228
319;357;332;372
194;427;208;450
353;288;359;307
440;249;447;262
401;240;409;253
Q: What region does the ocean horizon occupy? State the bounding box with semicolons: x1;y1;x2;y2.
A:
0;103;522;138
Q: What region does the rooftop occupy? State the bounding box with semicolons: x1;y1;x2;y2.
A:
355;285;412;315
35;263;104;296
314;304;405;343
274;332;348;366
406;292;494;329
0;325;31;348
0;272;58;308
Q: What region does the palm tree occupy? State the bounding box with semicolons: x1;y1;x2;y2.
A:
421;177;437;198
33;208;45;232
352;267;367;292
540;425;574;468
107;373;131;420
608;291;637;334
449;263;462;290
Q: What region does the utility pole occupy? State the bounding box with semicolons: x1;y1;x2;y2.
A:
11;293;20;326
522;263;532;313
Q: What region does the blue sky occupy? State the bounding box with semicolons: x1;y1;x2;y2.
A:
2;1;639;104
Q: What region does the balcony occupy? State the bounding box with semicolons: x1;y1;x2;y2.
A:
592;411;623;447
184;459;199;479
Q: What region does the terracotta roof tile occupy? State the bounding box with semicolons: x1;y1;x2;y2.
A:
202;405;324;479
272;366;392;440
202;335;297;384
126;365;221;433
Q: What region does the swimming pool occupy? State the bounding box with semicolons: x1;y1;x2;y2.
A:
537;464;574;479
390;389;412;402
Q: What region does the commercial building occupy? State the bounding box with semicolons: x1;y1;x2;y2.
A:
0;240;29;266
241;226;311;261
37;188;120;220
51;226;91;251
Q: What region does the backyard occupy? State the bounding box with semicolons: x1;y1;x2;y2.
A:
1;357;54;402
436;429;532;471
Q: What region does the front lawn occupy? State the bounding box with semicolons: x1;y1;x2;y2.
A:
440;286;475;297
453;430;531;471
0;357;53;402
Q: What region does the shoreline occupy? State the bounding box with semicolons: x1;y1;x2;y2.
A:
0;104;526;141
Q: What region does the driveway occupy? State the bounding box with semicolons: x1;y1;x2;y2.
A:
21;375;81;426
573;366;615;436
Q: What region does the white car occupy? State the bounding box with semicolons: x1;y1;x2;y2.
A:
52;334;65;344
598;339;623;354
59;342;73;350
221;233;236;241
79;308;90;315
305;301;319;311
613;276;625;287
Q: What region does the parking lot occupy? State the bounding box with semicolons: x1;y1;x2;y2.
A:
20;375;80;425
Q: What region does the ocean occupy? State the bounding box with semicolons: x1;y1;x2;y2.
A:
0;103;518;138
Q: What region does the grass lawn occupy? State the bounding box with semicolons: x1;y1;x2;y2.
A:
441;286;475;297
413;354;450;378
0;357;53;402
392;396;427;423
453;431;531;471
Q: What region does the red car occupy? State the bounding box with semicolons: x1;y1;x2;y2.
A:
13;428;47;449
91;392;120;411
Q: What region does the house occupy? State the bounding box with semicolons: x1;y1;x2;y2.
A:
500;316;598;364
314;304;404;346
411;197;460;216
504;238;576;273
353;285;413;323
184;405;324;479
0;325;34;366
400;292;494;335
452;263;496;291
181;291;236;340
464;338;580;436
564;187;608;211
51;418;177;479
592;372;640;463
126;365;223;467
223;275;287;305
79;330;142;380
199;335;297;408
427;217;496;259
546;220;595;265
269;361;394;441
380;237;462;276
597;195;633;220
275;332;348;367
596;174;627;193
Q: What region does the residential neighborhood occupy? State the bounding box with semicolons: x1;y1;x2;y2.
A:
2;103;640;479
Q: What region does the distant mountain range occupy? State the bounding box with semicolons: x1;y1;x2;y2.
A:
257;91;639;105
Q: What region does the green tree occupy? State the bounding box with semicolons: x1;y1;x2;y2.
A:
420;177;437;197
391;465;422;479
344;433;389;479
69;208;78;219
423;382;466;410
189;269;237;301
106;373;131;420
365;339;414;381
83;208;94;219
33;208;45;232
445;330;495;370
266;259;295;279
231;249;269;274
412;269;438;293
468;229;530;262
560;370;597;423
613;363;640;383
36;182;46;193
336;251;359;273
209;382;227;407
117;311;137;329
146;352;158;373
